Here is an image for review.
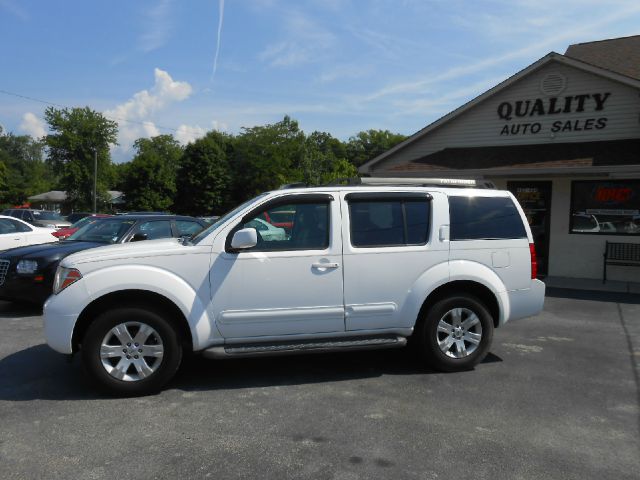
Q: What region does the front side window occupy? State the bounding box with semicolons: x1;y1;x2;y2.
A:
450;196;527;240
235;201;330;251
570;180;640;235
349;199;430;247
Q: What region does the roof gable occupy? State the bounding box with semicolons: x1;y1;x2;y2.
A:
360;53;640;173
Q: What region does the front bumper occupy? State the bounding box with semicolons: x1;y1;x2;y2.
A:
0;272;54;305
43;292;81;354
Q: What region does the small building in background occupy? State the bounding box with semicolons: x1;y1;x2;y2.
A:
27;190;125;212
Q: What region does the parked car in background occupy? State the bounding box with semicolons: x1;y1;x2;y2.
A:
116;211;172;216
260;209;295;235
0;214;207;306
66;212;95;224
0;215;59;251
53;214;113;240
245;218;287;241
2;209;71;229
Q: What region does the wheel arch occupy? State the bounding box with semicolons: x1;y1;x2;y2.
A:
72;290;193;353
417;280;501;329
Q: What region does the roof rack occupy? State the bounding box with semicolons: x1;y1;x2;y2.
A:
327;177;496;189
278;177;495;190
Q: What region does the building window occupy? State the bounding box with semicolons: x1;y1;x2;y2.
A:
570;180;640;235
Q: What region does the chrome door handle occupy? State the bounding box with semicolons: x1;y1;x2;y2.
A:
312;262;339;269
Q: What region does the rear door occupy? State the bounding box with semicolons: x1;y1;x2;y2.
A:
341;191;449;331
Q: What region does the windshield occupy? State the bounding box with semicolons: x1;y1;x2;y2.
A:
71;216;94;228
191;193;268;244
67;218;136;243
33;211;65;221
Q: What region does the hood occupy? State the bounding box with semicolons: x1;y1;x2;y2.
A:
0;240;105;260
61;238;186;267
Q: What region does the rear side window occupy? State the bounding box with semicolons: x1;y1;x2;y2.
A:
349;199;430;247
450;196;527;240
10;219;32;232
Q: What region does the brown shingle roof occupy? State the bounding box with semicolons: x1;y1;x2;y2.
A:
388;139;640;173
565;35;640;80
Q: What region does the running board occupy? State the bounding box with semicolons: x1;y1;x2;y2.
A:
202;335;407;359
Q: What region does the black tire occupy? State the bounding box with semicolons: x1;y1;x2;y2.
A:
417;294;494;372
81;306;183;396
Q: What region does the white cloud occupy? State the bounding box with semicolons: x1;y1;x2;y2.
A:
259;10;336;67
19;112;46;139
175;121;228;145
360;2;640;104
175;124;207;145
0;0;28;20
139;0;173;52
211;0;225;80
105;68;193;153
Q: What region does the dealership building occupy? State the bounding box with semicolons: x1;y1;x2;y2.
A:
360;36;640;282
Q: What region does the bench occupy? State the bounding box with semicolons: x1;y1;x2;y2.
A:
603;241;640;283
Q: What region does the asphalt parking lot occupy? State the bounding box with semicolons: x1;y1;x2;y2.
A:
1;290;639;480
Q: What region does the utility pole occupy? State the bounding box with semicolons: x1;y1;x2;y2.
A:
93;148;97;213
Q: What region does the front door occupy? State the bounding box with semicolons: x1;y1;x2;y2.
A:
508;181;552;276
210;193;345;339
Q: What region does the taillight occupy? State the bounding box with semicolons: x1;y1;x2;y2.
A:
529;243;538;279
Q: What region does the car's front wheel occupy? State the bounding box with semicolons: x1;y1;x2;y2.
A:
417;294;494;372
81;307;183;395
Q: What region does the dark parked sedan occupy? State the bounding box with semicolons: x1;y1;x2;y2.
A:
0;215;206;306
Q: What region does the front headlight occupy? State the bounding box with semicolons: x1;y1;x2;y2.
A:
53;266;82;294
16;259;38;274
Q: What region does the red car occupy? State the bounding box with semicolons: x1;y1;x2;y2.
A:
53;214;113;240
260;210;294;234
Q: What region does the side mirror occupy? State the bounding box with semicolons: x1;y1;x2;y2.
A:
131;232;148;242
231;228;257;250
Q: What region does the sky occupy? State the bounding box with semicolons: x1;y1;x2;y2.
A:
1;0;640;162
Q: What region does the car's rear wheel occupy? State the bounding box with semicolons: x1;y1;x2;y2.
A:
81;307;182;395
417;294;494;372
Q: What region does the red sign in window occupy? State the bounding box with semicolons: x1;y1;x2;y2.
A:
593;187;633;203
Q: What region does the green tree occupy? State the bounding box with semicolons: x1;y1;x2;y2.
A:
0;127;55;206
174;131;233;216
298;131;356;185
233;116;305;199
44;106;118;211
346;129;407;167
121;135;182;211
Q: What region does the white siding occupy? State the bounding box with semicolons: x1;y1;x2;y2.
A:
373;61;640;173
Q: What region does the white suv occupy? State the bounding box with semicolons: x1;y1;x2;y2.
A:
44;178;545;395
